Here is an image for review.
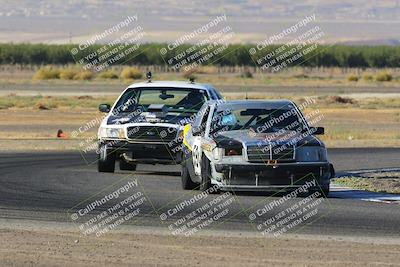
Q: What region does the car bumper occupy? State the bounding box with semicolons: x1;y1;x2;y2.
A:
101;139;180;164
214;162;332;191
216;184;325;192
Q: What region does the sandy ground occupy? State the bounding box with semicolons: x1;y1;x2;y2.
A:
1;106;400;150
0;219;400;267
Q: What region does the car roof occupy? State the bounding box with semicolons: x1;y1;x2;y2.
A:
214;99;294;109
127;81;216;91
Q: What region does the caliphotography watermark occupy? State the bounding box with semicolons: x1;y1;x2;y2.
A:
68;178;148;237
158;185;237;236
70;15;147;72
159;14;236;72
248;97;325;165
246;175;333;238
249;13;326;73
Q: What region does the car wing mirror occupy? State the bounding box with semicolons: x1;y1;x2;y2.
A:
99;104;111;113
312;127;324;135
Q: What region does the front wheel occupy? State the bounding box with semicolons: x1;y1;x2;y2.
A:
98;146;115;173
119;158;137;171
320;186;330;198
199;154;212;191
181;160;197;190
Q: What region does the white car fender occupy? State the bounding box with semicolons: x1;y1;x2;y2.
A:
182;124;203;176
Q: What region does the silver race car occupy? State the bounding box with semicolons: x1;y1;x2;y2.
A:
181;100;335;196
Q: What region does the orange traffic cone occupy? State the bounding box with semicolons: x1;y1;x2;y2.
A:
57;129;67;138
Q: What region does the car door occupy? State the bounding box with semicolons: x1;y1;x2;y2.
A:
191;105;211;176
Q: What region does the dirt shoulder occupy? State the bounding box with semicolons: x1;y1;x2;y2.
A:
333;171;400;194
1;220;400;267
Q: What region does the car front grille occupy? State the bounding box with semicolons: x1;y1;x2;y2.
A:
224;166;320;186
246;145;271;162
127;126;177;143
246;144;295;162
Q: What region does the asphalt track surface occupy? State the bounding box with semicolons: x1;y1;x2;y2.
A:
0;148;399;238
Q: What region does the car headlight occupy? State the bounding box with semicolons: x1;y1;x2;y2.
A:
296;146;327;162
98;127;124;139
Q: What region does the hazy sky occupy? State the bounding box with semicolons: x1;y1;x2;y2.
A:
0;0;399;44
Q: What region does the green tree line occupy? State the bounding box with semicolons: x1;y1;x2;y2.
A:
0;43;399;68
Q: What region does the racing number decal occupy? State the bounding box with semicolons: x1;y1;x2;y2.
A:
192;139;202;176
191;105;210;176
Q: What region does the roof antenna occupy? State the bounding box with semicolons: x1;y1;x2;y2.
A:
189;77;195;84
146;71;152;83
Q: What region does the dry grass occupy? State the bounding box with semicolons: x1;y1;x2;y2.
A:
347;74;359;82
32;67;95;81
333;172;400;194
363;73;373;81
59;69;78;80
7;65;398;87
32;67;60;80
73;70;93;80
97;70;119;79
313;107;400;144
120;67;143;80
375;72;393;82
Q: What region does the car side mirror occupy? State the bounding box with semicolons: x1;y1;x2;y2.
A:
312;127;324;135
99;104;111;113
192;126;202;136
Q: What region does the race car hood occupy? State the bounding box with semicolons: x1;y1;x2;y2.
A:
214;129;322;147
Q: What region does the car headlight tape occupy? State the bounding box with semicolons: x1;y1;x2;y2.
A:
296;147;326;162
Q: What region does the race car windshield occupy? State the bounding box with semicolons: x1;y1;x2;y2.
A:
114;88;208;113
212;104;307;133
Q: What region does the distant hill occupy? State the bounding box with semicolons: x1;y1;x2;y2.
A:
0;0;399;44
1;0;400;20
339;39;400;46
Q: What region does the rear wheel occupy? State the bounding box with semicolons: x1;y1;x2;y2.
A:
199;154;212;191
98;146;115;173
119;158;137;171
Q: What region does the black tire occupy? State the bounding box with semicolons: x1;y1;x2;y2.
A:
181;160;197;190
320;186;330;198
98;146;115;173
329;163;336;178
119;158;137;171
199;154;212;191
310;186;330;198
